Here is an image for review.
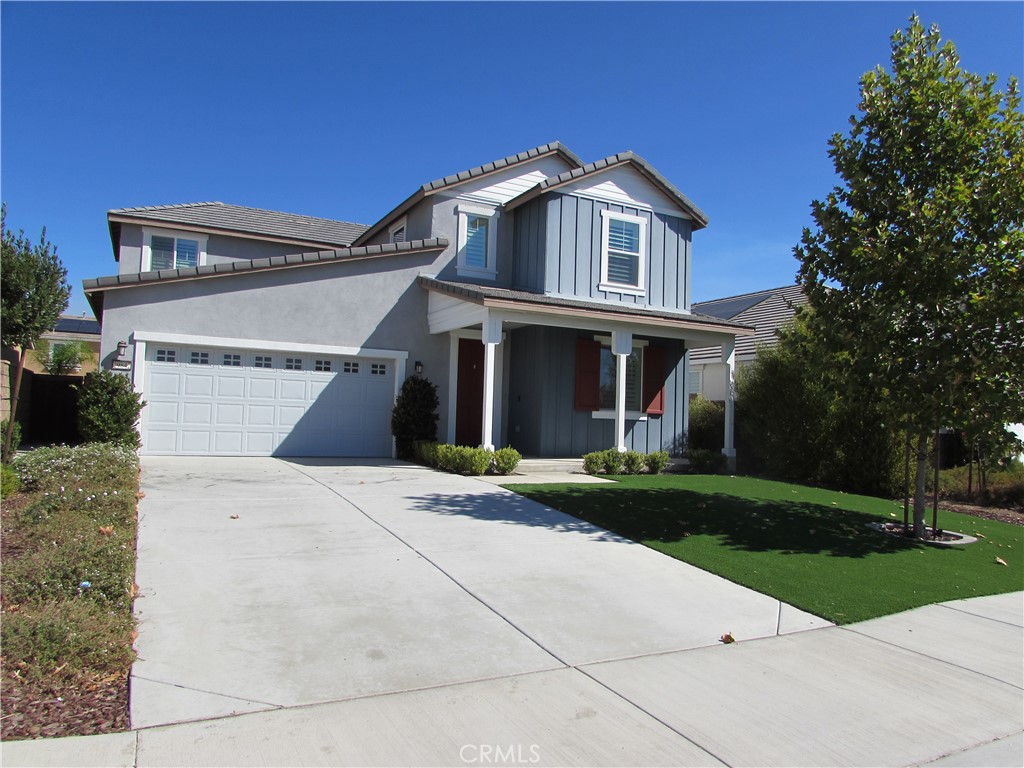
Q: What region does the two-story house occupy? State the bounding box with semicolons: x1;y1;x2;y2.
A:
84;143;752;459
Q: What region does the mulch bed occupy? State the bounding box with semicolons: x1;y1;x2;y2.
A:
937;501;1024;527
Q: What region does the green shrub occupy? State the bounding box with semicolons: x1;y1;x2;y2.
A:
412;440;439;467
688;448;727;474
688;396;725;452
645;450;671;475
601;448;625;475
460;447;493;476
932;460;1024;510
492;447;522;475
622;450;647;475
76;370;145;448
2;418;22;454
391;376;439;460
0;600;135;682
2;463;20;496
582;451;604;475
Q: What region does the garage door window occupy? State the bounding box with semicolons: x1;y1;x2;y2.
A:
371;363;387;376
254;356;272;369
156;349;176;363
190;351;210;365
343;362;359;374
285;358;303;370
223;354;241;366
315;360;332;372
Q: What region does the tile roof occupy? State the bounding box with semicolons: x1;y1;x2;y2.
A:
84;239;449;319
503;152;709;229
418;277;754;334
352;142;584;247
107;202;369;258
690;284;807;362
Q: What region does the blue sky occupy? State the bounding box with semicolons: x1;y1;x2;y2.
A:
2;2;1021;317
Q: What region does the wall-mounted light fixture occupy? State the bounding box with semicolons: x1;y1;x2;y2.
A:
414;360;423;375
116;340;128;359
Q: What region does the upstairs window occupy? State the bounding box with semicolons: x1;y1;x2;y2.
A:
599;210;646;296
144;229;207;271
456;203;498;278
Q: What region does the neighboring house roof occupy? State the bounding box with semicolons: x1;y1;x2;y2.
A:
689;284;807;363
84;239;450;318
351;142;585;247
503;151;709;229
418;277;754;336
107;202;370;260
52;316;100;336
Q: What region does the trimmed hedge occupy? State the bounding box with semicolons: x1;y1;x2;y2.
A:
582;448;674;476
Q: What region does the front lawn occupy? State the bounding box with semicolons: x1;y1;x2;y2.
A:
505;474;1024;624
1;444;140;740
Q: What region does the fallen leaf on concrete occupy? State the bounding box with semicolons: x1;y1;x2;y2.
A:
720;632;735;644
229;515;239;520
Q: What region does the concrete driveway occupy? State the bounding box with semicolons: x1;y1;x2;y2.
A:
131;457;830;728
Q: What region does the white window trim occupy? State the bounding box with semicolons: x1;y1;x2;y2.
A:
388;217;408;244
456;203;498;279
598;209;647;296
593;335;648;420
142;227;209;271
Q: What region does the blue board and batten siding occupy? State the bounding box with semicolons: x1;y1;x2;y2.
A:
511;192;692;311
506;326;686;457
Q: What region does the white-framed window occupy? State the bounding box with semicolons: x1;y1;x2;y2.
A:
254;355;273;369
388;218;407;244
190;351;210;365
143;228;208;271
688;368;703;396
223;353;242;366
598;210;647;296
598;344;643;411
456;203;498;278
155;349;176;363
343;361;359;374
285;357;303;371
371;362;387;376
314;359;332;372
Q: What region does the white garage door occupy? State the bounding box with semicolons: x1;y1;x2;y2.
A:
141;344;396;457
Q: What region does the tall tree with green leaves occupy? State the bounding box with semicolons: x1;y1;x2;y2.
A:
796;16;1024;537
1;204;71;462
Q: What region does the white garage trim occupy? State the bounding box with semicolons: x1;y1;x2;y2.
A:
131;330;407;361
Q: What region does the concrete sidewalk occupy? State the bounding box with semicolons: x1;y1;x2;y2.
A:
3;592;1020;767
2;457;1021;767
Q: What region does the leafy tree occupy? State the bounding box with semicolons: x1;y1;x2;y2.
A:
391;375;439;459
76;370;145;448
1;204;71;462
32;339;95;376
795;17;1024;537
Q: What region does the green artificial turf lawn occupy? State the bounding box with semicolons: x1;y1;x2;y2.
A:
505;474;1024;624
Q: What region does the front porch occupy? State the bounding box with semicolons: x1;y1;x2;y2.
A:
420;277;754;460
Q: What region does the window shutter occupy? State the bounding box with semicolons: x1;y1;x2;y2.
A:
574;339;601;411
642;345;666;415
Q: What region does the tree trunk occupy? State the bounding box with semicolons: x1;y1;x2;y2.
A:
2;345;28;464
912;431;929;538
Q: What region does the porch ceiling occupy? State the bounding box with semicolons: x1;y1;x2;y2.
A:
420;276;754;346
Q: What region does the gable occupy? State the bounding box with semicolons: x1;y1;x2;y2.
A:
437;154;575;206
555;165;691;219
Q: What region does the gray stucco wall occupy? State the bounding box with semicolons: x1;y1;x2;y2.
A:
510;193;693;310
99;250;455;435
506;326;686;457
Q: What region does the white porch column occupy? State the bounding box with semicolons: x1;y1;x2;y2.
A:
612;330;632;453
480;315;503;451
722;338;736;462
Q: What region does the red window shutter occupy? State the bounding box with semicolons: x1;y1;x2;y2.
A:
574;339;601;411
643;345;666;415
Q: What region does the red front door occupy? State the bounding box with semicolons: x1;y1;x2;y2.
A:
456;338;484;446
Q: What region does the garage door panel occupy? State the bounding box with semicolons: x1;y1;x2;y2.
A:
248;378;277;399
247;405;276;427
149;372;181;396
142;346;396;457
215;403;244;426
217;376;246;398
